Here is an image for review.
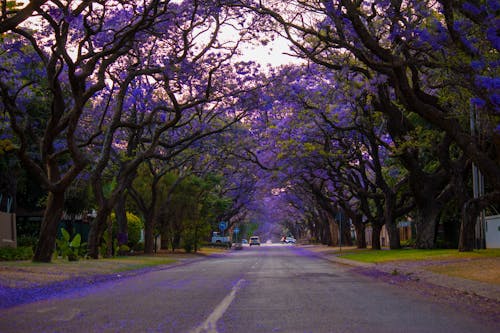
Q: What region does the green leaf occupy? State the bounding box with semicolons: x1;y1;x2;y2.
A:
61;228;70;241
70;233;81;248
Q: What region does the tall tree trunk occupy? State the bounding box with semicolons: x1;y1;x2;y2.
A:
371;223;382;250
114;192;128;247
106;215;113;258
414;206;441;249
352;215;366;248
384;193;401;249
87;207;111;259
341;219;353;246
172;233;181;252
33;190;65;262
458;205;477;252
386;221;401;249
459;197;481;252
328;215;339;247
144;214;155;254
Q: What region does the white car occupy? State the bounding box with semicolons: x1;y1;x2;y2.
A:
285;236;296;244
249;236;260;246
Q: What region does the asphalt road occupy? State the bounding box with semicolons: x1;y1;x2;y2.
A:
1;245;498;333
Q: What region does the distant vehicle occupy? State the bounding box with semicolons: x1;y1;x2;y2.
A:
249;236;260;246
211;232;231;247
285;236;296;244
241;239;248;244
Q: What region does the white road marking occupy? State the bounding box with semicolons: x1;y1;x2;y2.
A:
190;279;245;333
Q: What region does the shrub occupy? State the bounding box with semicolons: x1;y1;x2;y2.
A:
118;244;130;256
0;246;33;261
110;212;144;248
401;239;416;248
16;235;38;249
133;242;144;252
56;228;85;261
126;213;143;247
100;234;120;258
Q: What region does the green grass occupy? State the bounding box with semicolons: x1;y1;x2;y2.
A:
100;257;177;272
340;248;500;263
0;255;178;276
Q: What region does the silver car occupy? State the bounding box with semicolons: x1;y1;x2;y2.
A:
249;236;261;246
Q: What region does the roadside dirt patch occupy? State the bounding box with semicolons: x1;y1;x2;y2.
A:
425;258;500;284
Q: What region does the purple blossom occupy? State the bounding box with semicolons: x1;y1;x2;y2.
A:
470;60;485;71
462;3;482;16
475;76;500;90
491;94;500;110
487;0;500;12
470;97;486;108
486;25;500;51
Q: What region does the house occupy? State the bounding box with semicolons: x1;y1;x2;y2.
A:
485;215;500;248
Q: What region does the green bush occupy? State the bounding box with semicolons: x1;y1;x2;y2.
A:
110;212;144;248
0;246;33;261
16;235;38;249
100;234;120;258
133;242;144;252
118;244;130;256
182;222;211;253
56;228;85;261
401;239;416;248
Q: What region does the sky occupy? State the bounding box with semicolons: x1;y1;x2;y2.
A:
237;37;303;67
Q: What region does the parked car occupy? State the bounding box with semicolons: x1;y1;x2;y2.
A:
249;236;261;246
285;236;296;244
241;239;248;244
211;231;231;248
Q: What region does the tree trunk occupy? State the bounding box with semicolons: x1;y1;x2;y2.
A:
352;216;366;248
33;191;65;262
172;233;181;252
87;206;112;259
144;214;155;254
328;215;339;247
384;192;401;249
386;221;401;249
114;192;128;247
414;204;441;249
106;216;113;257
371;223;382;250
341;219;353;246
459;200;479;252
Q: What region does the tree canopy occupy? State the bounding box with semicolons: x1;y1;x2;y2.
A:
1;0;498;261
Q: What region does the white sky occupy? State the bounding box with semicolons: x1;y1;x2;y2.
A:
237;37;303;67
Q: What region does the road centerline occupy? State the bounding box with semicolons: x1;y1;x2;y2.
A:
190;278;245;333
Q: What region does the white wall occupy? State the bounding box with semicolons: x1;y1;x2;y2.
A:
485;215;500;249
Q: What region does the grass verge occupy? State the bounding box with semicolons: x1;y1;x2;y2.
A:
338;248;500;285
339;248;500;263
0;247;225;288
